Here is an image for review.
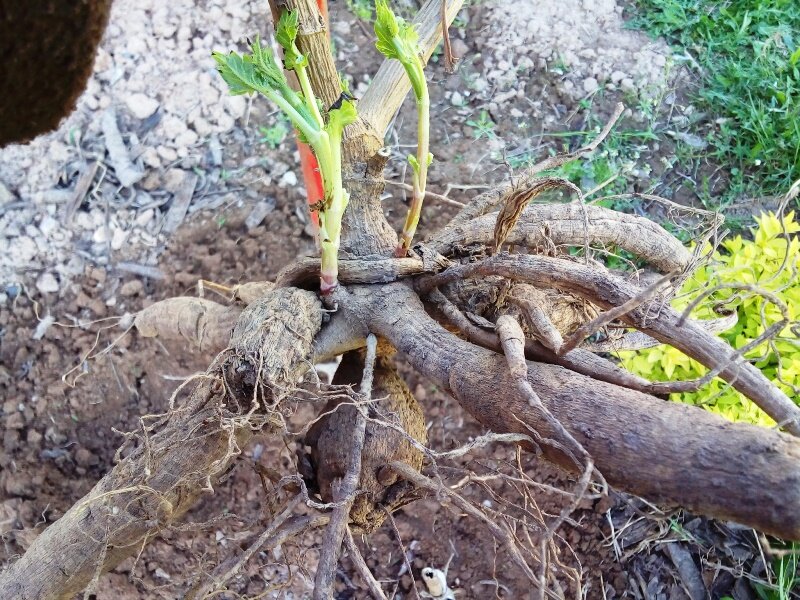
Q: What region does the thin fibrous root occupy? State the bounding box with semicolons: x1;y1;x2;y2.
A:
427;288;665;395
557;270;678;356
344;527;389;600
390;461;560;600
185;495;313;599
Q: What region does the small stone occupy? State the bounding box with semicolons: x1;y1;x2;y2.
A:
610;70;626;84
38;216;59;237
450;38;468;58
135;209;155;227
278;170;298;188
110;227;128;251
14;237;38;262
161;115;187;140
245;198;277;230
74;447;97;468
0;180;13;204
156;145;178;163
582;77;599;93
215;113;235;132
36;272;59;294
223;95;247;119
120;280;144;297
163;168;186;193
332;20;350;36
141;147;161;168
140;171;163;191
88;267;107;283
125;93;160;120
92;226;108;244
620;78;636;93
5;412;24;430
450;91;464;106
174;129;199;147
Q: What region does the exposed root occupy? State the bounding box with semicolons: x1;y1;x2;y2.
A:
313;334;377;599
274;255;444;288
185;494;312;599
0;287;325;599
416;254;800;435
429;202;692;273
344;527;389;600
391;461;560;599
135;297;243;352
557;270;678;356
492;177;582;253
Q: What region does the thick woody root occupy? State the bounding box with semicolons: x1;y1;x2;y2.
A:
332;283;800;539
417;254;800;435
305;344;427;532
0;288;323;600
429;202;692;273
133;281;275;352
311;336;378;600
135;297;243;351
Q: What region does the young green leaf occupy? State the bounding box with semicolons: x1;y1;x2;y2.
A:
374;0;418;60
374;0;425;100
325;97;358;139
248;36;289;88
212;36;290;96
212;51;261;96
276;11;308;70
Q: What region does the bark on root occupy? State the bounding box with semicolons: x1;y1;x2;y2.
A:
0;288;323;600
333;283;800;539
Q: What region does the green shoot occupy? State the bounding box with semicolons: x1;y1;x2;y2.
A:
276;11;324;130
213;21;355;294
374;0;433;256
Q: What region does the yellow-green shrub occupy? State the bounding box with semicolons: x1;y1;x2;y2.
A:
620;212;800;426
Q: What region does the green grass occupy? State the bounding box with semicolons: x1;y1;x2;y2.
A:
629;0;800;206
345;0;372;21
466;110;498;140
508;92;665;211
752;542;800;600
258;121;289;149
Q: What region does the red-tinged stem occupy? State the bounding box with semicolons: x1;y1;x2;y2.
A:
298;140;323;236
296;0;329;242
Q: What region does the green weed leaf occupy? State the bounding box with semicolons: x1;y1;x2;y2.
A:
621;211;800;427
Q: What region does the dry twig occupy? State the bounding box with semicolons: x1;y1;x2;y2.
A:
313;334;378;599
